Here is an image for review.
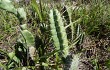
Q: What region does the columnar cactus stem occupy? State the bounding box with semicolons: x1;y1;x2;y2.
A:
49;9;69;58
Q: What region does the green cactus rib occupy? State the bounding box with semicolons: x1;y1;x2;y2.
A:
49;9;69;58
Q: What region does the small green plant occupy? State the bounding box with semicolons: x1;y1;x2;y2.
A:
49;8;84;69
0;0;35;69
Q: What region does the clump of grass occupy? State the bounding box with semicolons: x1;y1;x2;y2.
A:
72;0;110;38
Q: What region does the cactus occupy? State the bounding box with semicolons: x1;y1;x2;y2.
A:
49;8;84;69
49;9;73;69
49;9;69;58
69;54;80;70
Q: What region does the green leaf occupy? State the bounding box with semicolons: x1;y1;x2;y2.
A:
17;8;27;20
0;0;17;14
8;52;15;60
8;52;20;63
13;56;20;63
31;0;42;21
20;30;35;47
42;62;48;67
8;62;14;69
20;24;27;30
